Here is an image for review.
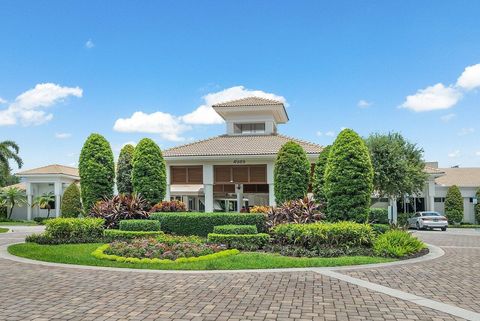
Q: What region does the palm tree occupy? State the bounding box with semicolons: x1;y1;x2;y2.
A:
32;192;56;218
0;140;23;170
0;187;27;219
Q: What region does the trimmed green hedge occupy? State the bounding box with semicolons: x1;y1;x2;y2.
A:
149;212;266;236
213;224;258;235
207;233;270;250
119;219;161;231
104;229;164;241
26;218;105;244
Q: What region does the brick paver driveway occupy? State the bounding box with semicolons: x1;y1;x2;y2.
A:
0;226;478;321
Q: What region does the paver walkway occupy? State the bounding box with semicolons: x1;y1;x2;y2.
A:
0;225;478;321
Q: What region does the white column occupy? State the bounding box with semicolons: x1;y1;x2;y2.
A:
267;162;276;207
428;179;435;211
203;164;214;213
165;164;171;201
26;182;32;221
54;181;61;218
236;184;243;212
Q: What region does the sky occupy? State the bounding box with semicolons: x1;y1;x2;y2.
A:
1;1;479;172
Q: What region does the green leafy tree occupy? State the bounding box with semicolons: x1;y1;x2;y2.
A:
324;129;373;222
365;132;427;222
0;186;27;219
61;183;82;218
274;141;310;204
312;145;331;205
475;188;480;224
116;144;135;194
79;133;115;211
132;138;166;205
0;164;19;187
32;192;56;218
444;185;463;224
0;140;23;171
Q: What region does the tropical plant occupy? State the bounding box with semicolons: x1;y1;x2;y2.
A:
475;188;480;224
61;183;82;218
0;140;23;173
445;185;464;224
79;133;115;211
324;129;374;222
274;141;310;204
89;193;150;228
132;138;166;205
32;192;56;218
0;186;27;219
312;145;331;206
373;229;426;258
149;200;186;213
266;196;324;229
249;205;271;214
116;144;135;194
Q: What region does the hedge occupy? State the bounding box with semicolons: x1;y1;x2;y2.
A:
207;233;270;250
92;244;240;264
149;212;266;236
103;229;164;241
26;218;105;244
119;219;161;231
213;224;258;235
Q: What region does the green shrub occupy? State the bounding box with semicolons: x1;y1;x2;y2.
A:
156;234;204;245
207;233;270;250
475;188;480;224
324;129;374;222
61;183;83;218
119;219;161;231
103;229;164;241
312;145;331;205
116;144;135;194
371;223;390;235
213;224;258;235
264;244;374;258
26;218;105;244
33;217;52;225
132;138;166;205
274;141;310;204
79;133;115;211
445;185;464;224
369;208;388;224
272;221;374;250
373;230;426;258
149;212;266;236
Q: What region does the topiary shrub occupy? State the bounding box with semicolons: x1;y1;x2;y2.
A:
79;133;115;211
132;138;166;205
116;144;135;194
61;183;82;218
373;230;426;258
213;224;258;235
475;188;480;224
369;208;389;224
312;145;331;206
26;218;105;244
324;129;374;222
445;185;464;224
207;233;270;250
274;141;310;204
119;219;161;231
150;200;186;213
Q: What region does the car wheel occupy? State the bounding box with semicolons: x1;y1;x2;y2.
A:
416;222;421;230
441;227;447;231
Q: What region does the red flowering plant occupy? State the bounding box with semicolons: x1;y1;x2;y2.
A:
149;200;187;213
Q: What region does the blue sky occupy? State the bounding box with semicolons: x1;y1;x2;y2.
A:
1;1;479;171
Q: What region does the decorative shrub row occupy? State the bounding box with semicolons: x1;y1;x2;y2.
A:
207;233;270;250
149;212;266;236
373;230;426;258
92;244;239;264
264;244;374;258
119;219;161;231
150;200;186;213
103;229;164;241
26;218;105;244
213;224;258;235
271;222;374;250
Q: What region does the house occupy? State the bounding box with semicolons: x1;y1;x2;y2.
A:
163;97;323;212
6;164;79;220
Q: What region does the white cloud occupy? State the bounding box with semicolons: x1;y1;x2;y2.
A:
85;39;95;49
55;132;71;139
456;64;480;90
325;131;335;137
476;151;480;156
181;86;287;125
357;100;372;108
0;97;7;104
440;113;456;122
0;83;83;126
457;127;475;136
400;83;461;112
113;111;190;142
448;150;460;158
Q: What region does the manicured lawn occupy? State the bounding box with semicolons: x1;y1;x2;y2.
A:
0;221;39;226
8;243;395;270
0;227;8;233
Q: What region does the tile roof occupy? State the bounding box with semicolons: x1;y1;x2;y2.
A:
424;165;445;175
164;134;323;157
212;97;284;107
17;164;79;177
2;182;26;190
435;168;480;187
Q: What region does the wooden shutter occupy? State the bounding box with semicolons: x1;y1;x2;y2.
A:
214;166;231;183
171;167;187;184
249;165;267;183
187;166;203;184
232;166;249;183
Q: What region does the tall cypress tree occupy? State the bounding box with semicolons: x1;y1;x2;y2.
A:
445;185;464;224
312;145;331;205
79;133;115;211
324;129;373;222
116;144;135;194
274;141;310;204
132;138;166;205
61;183;82;217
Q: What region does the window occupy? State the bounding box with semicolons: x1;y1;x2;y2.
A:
233;123;265;134
434;197;445;203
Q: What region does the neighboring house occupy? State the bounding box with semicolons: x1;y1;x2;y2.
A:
163;97;323;212
7;164;79;220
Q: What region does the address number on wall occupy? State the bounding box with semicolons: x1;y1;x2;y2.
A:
233;160;246;164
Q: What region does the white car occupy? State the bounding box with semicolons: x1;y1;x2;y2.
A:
408;211;448;231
